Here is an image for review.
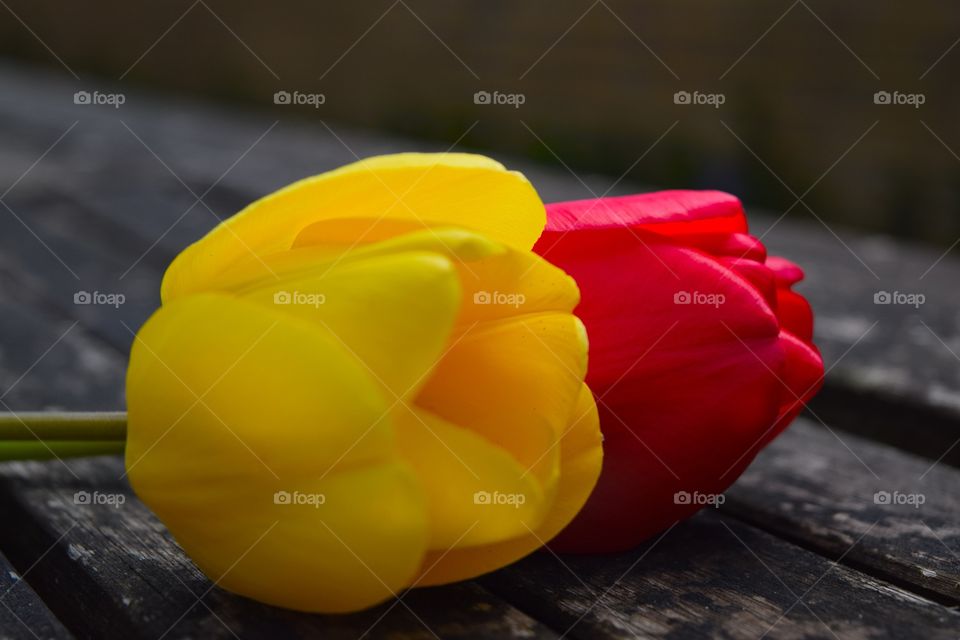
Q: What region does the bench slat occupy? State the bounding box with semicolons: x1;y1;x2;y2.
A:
483;509;960;640
0;550;72;640
724;418;960;605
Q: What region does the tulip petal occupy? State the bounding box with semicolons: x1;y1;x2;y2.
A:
416;313;588;489
415;382;602;585
182;462;427;613
717;256;778;309
681;231;767;262
767;256;814;342
126;294;429;612
239;250;462;400
766;255;805;286
161;153;544;301
541;190;747;235
126;294;397;474
537;228;781;387
776;287;815;343
393;407;548;549
198;226;506;296
768;329;824;442
452;247;581;326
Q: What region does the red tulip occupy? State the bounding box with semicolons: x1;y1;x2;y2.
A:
534;191;824;552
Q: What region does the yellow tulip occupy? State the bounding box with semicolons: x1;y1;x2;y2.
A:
125;153;603;613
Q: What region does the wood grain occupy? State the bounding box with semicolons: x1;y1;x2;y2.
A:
0;549;72;640
483;510;960;640
724;418;960;605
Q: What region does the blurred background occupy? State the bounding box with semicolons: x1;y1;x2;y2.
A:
2;0;959;245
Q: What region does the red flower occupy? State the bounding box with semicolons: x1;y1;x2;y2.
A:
534;191;824;552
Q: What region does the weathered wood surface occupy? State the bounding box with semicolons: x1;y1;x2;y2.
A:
0;549;72;640
752;214;960;467
724;419;960;606
484;510;960;640
1;60;960;638
4;453;960;640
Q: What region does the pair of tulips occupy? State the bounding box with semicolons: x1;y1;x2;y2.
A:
118;153;822;612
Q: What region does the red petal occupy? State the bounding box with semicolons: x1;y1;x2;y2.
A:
542;191;747;235
766;256;814;342
682;232;767;263
777;288;814;343
766;255;805;286
716;257;778;309
764;330;824;446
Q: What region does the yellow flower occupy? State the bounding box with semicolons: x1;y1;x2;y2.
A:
125;153;602;613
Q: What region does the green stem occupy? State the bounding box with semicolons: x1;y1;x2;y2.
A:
0;412;127;460
0;441;126;461
0;411;127;440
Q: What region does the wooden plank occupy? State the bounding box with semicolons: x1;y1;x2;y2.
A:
0;187;167;355
482;509;960;640
0;550;72;640
0;296;125;412
723;418;960;605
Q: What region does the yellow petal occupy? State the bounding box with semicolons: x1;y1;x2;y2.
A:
416;313;589;489
449;246;581;326
126;294;393;475
190;226;508;296
415;383;603;586
239;251;461;400
172;463;427;613
530;383;603;543
394;407;548;550
292;217;426;247
125;294;428;612
293;224;509;266
161;153;544;301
